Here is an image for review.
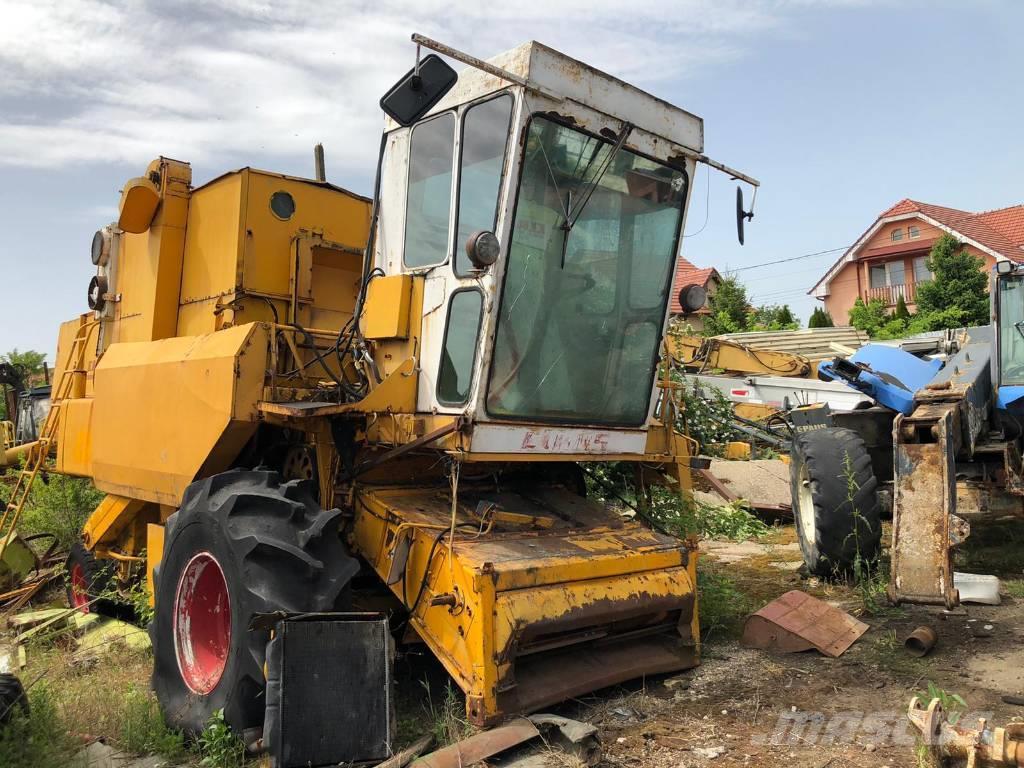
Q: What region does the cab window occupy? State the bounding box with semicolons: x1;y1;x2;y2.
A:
405;113;455;268
454;95;513;275
437;289;484;404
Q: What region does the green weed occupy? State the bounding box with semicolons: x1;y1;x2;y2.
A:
420;678;473;747
839;452;887;615
916;681;967;724
197;708;246;768
586;463;769;542
697;563;752;641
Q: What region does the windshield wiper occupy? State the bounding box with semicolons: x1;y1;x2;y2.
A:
562;122;634;232
1015;321;1024;342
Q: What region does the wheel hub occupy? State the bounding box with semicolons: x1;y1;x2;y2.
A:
70;563;90;613
796;465;817;545
174;552;231;695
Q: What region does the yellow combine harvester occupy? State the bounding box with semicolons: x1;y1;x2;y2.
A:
1;36;759;738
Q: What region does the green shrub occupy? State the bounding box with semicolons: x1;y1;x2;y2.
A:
17;474;103;551
698;565;751;639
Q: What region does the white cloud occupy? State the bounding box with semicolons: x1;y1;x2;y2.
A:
0;0;870;174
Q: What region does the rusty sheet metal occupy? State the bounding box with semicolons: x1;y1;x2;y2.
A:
411;718;539;768
740;590;868;658
889;406;962;608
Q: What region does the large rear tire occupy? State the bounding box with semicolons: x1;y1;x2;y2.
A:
790;427;881;577
150;469;358;737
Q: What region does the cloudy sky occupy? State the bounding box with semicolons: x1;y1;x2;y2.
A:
1;0;1021;358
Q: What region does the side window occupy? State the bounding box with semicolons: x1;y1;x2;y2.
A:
405;114;455;268
437;290;484;405
454;95;513;275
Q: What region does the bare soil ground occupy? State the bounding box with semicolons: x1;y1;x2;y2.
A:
537;522;1024;768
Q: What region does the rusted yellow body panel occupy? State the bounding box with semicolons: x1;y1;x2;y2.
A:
351;485;698;725
362;274;413;340
176;167;370;337
87;323;268;506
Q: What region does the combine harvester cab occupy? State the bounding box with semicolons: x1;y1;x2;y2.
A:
25;35;759;744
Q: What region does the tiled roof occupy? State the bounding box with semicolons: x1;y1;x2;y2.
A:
974;204;1024;247
811;199;1024;297
670;256;719;314
880;199;1024;263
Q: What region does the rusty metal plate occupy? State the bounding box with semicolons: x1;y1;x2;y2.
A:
741;590;868;658
411;718;539;768
890;408;960;608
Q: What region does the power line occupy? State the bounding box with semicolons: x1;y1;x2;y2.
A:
731;246;849;272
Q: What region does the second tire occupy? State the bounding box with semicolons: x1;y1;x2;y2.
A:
789;427;882;577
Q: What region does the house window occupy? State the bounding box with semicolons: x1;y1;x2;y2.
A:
909;225;920;239
405;113;455;269
913;256;932;284
891;228;904;242
870;261;906;288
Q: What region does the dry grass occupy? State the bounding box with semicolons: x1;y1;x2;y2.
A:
21;638;154;743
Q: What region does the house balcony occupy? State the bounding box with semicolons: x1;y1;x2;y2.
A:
865;283;915;306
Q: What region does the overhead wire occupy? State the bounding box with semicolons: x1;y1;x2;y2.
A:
682;164;711;239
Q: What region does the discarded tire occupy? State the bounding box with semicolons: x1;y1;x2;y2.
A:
789;427;881;577
151;469;358;736
65;540;117;615
0;673;28;724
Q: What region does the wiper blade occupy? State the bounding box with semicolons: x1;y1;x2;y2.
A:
562;121;634;231
1015;321;1024;341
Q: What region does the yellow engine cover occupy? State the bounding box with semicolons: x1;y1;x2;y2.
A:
87;323;269;506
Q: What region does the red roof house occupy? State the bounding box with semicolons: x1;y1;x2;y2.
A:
810;200;1024;323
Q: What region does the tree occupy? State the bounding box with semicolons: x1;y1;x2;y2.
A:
750;304;800;331
808;307;834;328
893;294;911;322
0;349;46;422
848;297;891;337
1;349;46;376
703;276;751;336
913;235;989;330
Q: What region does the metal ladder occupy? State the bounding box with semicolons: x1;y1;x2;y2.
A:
0;323;95;557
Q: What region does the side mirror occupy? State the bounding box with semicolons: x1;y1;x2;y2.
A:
678;283;707;313
379;54;458;127
736;186;754;245
997;260;1014;275
465;230;500;270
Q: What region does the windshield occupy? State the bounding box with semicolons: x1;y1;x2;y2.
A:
999;274;1024;385
486;116;687;426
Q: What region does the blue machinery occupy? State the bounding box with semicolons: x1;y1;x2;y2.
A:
813;266;1024;608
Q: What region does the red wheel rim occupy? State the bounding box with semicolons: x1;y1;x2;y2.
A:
173;552;231;695
70;563;90;613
